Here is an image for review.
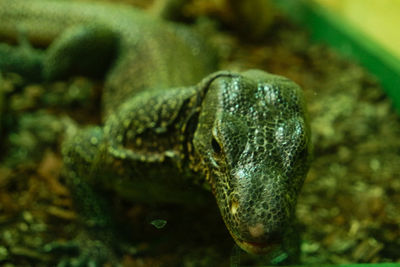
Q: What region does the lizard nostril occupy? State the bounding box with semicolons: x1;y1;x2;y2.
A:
230;197;239;215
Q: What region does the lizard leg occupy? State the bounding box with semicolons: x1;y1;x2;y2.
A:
59;125;120;265
43;24;119;81
0;43;44;81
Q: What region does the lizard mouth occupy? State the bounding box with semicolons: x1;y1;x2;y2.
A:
227;224;283;254
235;238;280;255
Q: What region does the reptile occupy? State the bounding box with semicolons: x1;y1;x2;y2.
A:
0;0;312;265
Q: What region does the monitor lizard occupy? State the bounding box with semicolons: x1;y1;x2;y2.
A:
0;0;312;265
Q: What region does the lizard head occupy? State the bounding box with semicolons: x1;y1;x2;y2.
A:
193;70;311;255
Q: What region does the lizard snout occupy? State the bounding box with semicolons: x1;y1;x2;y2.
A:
248;223;265;238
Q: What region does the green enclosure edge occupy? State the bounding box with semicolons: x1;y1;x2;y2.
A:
272;0;400;115
278;264;400;267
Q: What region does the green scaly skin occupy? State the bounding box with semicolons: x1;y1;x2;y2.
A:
0;0;312;265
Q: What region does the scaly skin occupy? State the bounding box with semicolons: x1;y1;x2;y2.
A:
0;0;311;264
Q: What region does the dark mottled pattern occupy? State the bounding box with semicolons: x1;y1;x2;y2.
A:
0;0;311;264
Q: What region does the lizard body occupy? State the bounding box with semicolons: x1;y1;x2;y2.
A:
0;0;216;116
0;0;311;265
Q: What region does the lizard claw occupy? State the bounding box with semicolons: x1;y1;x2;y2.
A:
43;238;119;267
43;240;80;254
57;257;98;267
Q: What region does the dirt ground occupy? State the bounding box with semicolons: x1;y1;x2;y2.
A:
0;0;399;266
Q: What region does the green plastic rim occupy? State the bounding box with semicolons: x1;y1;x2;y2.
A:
273;0;400;115
280;264;399;267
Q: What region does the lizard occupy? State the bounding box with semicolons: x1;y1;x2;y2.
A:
0;0;312;265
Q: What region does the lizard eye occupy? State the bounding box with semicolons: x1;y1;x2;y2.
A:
211;137;222;154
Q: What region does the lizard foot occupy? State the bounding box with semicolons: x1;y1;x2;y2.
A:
43;236;119;267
